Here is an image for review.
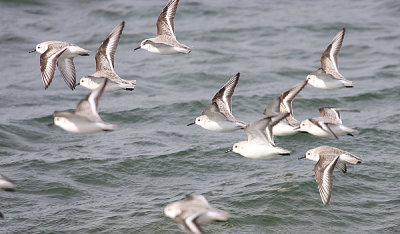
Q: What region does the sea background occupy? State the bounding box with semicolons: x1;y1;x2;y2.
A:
0;0;399;233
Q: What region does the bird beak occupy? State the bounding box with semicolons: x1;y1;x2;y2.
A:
133;46;141;51
48;122;54;127
298;155;306;160
75;82;80;86
187;122;195;126
28;49;36;53
225;148;233;153
293;126;301;130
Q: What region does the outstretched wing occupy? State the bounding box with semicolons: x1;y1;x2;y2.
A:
40;47;67;89
314;156;339;206
57;58;77;90
176;211;205;234
95;21;125;73
320;28;346;80
279;79;308;115
185;194;210;207
264;113;289;145
245;113;288;146
211;73;240;117
156;0;179;38
75;79;108;122
319;107;359;124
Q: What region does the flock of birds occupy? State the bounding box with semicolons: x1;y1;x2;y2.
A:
0;0;364;233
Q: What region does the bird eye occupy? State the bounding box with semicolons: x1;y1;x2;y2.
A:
38;46;40;48
197;119;200;121
307;153;310;155
234;145;237;148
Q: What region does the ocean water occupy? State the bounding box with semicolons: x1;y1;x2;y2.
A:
1;0;400;233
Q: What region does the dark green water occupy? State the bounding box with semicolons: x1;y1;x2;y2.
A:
0;0;399;233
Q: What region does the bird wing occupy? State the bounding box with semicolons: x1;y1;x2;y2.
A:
320;28;346;80
263;96;280;116
314;155;340;206
319;107;360;124
309;118;339;139
40;47;67;89
211;73;240;116
202;103;230;122
75;79;107;122
279;79;308;115
95;21;125;73
245;117;271;145
265;113;290;145
245;113;288;146
176;211;205;234
57;58;77;90
156;0;179;38
185;194;210;207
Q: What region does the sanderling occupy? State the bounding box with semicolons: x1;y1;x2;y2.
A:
134;0;191;54
54;78;115;134
299;145;362;205
79;21;136;92
187;73;246;132
264;79;308;136
226;113;291;159
29;41;89;90
164;194;230;234
0;174;15;192
306;28;353;89
296;107;359;139
0;174;15;219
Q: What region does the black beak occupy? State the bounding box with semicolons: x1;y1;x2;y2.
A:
75;83;80;86
28;49;36;53
48;122;54;127
298;155;306;160
134;46;141;51
187;122;195;126
225;148;233;153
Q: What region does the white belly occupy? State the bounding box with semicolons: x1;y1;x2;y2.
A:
273;122;298;136
81;77;122;92
145;44;188;55
308;74;344;90
240;145;283;159
55;117;104;134
200;120;240;132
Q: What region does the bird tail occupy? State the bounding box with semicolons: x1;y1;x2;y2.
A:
119;80;136;91
343;80;354;88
